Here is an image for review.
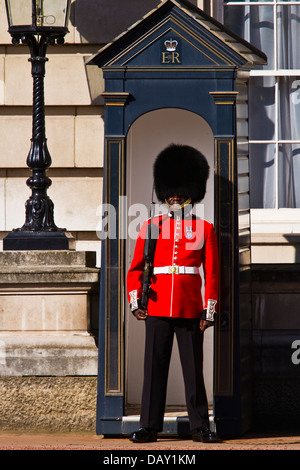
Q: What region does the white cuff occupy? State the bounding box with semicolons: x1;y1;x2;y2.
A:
206;299;217;321
129;290;139;311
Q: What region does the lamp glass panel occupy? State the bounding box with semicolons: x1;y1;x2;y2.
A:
41;0;70;27
6;0;33;27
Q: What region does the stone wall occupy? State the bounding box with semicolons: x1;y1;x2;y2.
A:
0;250;99;432
0;377;97;432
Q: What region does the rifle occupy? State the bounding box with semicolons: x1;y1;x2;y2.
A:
141;201;158;310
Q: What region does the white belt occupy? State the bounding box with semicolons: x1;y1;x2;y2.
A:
153;266;200;275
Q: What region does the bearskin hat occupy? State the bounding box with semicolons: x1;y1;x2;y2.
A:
153;144;209;203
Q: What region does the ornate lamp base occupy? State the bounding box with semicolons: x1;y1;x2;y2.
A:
3;231;75;251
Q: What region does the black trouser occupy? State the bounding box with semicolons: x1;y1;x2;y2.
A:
140;316;209;432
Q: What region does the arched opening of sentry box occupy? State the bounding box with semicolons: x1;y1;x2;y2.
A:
125;108;214;423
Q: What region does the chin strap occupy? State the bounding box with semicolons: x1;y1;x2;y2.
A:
165;197;192;210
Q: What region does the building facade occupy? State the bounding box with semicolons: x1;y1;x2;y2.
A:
0;0;299;433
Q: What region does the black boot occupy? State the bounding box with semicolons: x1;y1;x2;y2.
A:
129;428;158;443
192;426;220;443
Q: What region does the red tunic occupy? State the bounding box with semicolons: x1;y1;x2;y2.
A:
127;213;219;319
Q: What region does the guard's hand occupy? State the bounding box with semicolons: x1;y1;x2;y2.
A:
133;309;148;320
200;319;213;331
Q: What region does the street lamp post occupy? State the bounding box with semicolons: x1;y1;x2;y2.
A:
3;0;72;250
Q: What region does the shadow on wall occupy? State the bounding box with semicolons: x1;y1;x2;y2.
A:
70;0;162;44
69;0;163;104
69;0;198;104
284;235;300;262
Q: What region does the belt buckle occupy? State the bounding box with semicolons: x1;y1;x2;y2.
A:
169;266;179;274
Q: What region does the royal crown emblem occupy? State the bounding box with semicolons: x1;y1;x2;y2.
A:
164;38;178;52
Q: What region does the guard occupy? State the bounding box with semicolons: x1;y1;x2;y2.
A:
127;143;220;443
